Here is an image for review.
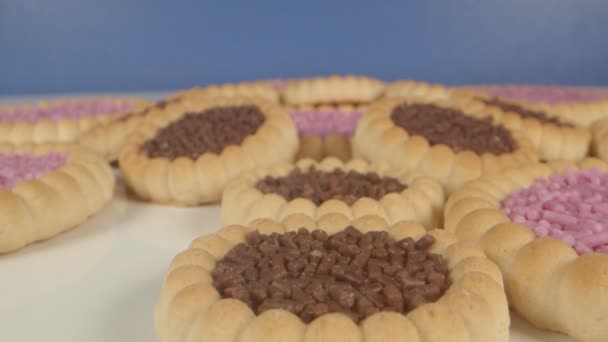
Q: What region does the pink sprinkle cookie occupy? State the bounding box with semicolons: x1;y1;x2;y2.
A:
289;109;363;137
0;143;114;254
467;85;607;104
0;97;149;144
501;168;608;254
0;98;135;123
0;152;68;189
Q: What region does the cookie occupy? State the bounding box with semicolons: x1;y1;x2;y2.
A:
0;143;114;253
221;157;444;228
155;215;509;342
0;97;148;144
79;84;279;161
118;96;298;205
352;97;538;194
591;116;608;162
384;80;452;101
281;75;386;161
457;85;608;127
452;90;591;161
444;158;608;341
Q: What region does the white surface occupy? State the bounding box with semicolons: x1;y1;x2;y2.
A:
0;93;575;341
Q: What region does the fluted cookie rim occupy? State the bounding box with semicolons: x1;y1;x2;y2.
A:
221;157;445;229
155;214;509;342
591;117;608;162
444;158;608;342
118;96;298;206
0;142;114;254
352;97;539;194
384;80;452;102
280;75;386;106
451;89;591;161
453;85;608;128
0;97;150;145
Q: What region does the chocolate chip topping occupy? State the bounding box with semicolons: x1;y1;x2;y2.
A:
479;97;573;127
211;228;450;323
390;103;518;155
141;105;265;160
255;167;407;205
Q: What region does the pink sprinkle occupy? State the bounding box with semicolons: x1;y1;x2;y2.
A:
0;99;135;123
501;168;608;254
470;85;607;104
289;109;363;137
0;152;69;189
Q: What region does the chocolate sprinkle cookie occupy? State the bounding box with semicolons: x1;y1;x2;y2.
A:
211;227;450;323
141;105;265;160
479;97;573;127
390;103;518;155
255;167;407;205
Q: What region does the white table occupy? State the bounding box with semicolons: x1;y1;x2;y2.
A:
0;93;574;341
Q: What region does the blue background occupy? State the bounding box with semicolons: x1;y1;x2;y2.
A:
1;0;607;95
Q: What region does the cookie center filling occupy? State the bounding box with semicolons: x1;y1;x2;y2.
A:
501;168;608;254
289;109;363;137
255;167;407;205
211;228;450;323
390;103;518;155
141;105;266;160
479;86;606;104
479;97;573;127
0;99;134;123
0;152;68;189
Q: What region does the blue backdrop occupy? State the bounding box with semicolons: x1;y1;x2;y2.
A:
1;0;607;95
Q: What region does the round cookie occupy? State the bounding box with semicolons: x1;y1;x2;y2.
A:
384;80;452;102
457;85;608;127
591;116;608;162
452;90;591;161
281;75;386;161
0;143;114;253
118;96;298;206
155;215;509;342
79;84;278;161
0;97;148;144
444;158;608;342
352;97;538;194
221;157;444;228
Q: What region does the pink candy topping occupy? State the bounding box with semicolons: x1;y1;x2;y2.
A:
501;168;608;254
0;99;135;123
0;152;69;189
289;109;363;137
475;85;606;104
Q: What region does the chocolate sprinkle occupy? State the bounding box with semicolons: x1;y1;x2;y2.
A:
255;167;407;205
141;105;265;160
479;97;573;127
390;103;518;155
211;228;451;323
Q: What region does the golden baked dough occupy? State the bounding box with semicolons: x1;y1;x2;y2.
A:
384;80;452;101
454;85;608;128
221;157;444;228
444;158;608;342
79;84;279;161
0;143;114;253
155;215;509;342
352;97;538;194
591;117;608;162
297;134;352;161
451;89;591;161
118;96;298;206
280;75;385;106
0;97;149;145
